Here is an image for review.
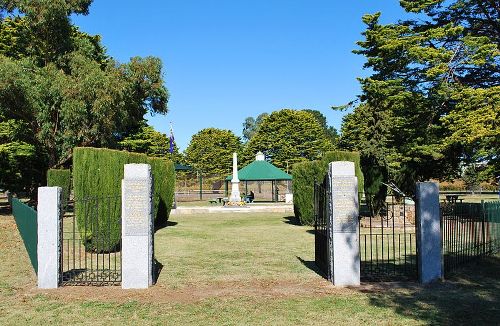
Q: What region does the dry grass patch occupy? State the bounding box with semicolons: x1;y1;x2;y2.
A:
0;212;498;325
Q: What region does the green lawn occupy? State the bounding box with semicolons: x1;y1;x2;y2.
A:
1;211;499;325
439;193;499;203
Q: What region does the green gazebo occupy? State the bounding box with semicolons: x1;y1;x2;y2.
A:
225;152;292;202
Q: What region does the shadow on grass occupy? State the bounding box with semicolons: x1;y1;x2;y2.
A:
296;256;326;279
154;220;178;232
283;215;301;226
364;256;500;325
282;216;316;235
153;258;163;284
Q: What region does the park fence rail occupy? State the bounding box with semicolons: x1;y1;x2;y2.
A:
441;200;500;276
11;198;38;274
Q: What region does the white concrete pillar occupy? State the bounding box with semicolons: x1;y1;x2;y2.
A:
327;161;360;286
121;164;154;289
37;187;61;289
416;182;443;283
229;152;241;203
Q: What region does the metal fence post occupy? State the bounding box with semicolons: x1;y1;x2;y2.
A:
481;200;486;257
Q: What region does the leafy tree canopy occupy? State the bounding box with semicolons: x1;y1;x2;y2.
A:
118;123;183;164
341;0;499;195
0;1;169;196
242;109;334;170
301;109;339;147
184;128;241;175
242;112;268;142
0;114;45;194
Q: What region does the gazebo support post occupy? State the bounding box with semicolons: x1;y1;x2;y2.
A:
245;181;248;196
271;180;274;202
198;171;203;200
274;180;277;202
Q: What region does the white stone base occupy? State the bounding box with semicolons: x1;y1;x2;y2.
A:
229;181;241;203
333;232;360;286
122;235;152;289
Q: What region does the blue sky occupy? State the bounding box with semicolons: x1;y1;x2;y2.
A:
72;1;410;151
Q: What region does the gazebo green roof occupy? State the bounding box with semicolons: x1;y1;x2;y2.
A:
225;160;292;181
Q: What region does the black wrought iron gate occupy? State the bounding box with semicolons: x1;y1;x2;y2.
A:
314;179;329;279
60;196;122;286
359;195;418;281
314;181;419;281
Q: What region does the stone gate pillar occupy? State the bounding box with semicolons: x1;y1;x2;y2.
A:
327;161;360;286
121;164;154;289
37;186;62;289
416;182;442;283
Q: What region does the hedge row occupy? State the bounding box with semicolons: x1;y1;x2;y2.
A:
292;151;364;226
46;169;71;207
73;147;175;252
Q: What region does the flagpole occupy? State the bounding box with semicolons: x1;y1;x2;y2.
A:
169;122;175;155
169;122;177;209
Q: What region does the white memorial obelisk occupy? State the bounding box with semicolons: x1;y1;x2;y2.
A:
229;152;241;203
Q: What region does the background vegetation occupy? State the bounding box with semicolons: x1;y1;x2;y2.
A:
46;169;71;207
0;1;169;199
242;109;335;170
292;151;363;225
72;147;175;251
339;0;500;198
184;128;241;176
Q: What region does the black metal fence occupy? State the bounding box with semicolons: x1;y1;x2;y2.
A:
313;178;419;281
441;200;500;275
60;196;122;286
314;180;328;279
359;196;418;281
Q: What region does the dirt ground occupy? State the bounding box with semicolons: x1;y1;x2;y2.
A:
1;213;415;304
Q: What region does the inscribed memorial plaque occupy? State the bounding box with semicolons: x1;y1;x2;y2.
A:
331;176;357;233
123;179;150;236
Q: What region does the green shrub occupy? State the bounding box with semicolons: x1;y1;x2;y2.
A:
73;147;175;252
292;161;323;225
322;151;364;195
361;155;388;217
46;169;71;206
292;151;364;226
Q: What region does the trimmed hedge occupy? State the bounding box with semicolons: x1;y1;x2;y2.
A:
73;147;175;252
292;151;364;226
47;169;71;207
292;160;323;226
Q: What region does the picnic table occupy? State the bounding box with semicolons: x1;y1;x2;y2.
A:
445;195;460;203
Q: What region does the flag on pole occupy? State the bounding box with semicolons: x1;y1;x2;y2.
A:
169;123;175;154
